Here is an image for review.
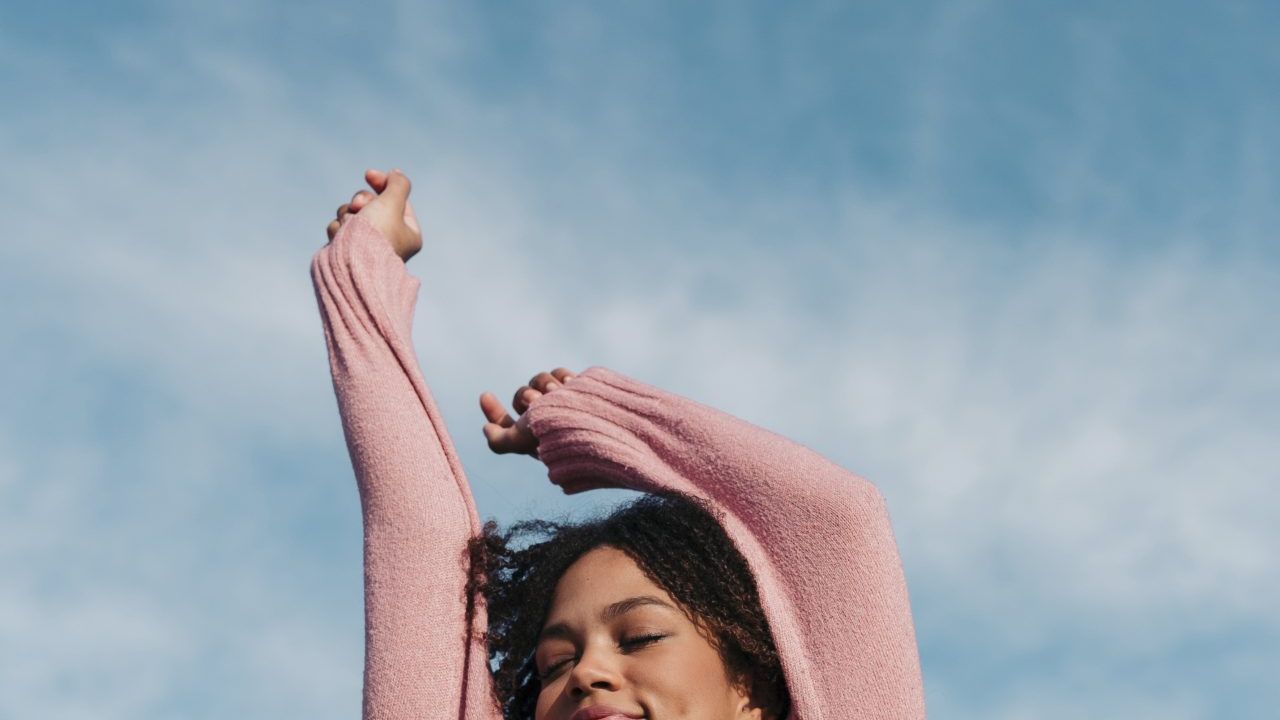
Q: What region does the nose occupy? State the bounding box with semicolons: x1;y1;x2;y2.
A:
566;645;623;697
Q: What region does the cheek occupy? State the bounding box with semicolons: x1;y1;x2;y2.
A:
633;641;741;718
535;676;567;720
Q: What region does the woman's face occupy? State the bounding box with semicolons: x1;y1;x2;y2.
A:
534;546;765;720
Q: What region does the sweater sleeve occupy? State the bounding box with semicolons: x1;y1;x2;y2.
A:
310;215;500;720
523;367;926;719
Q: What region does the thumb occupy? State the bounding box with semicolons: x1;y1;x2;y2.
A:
381;169;411;214
364;168;388;192
482;422;506;452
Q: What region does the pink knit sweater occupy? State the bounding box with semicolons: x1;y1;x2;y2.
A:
311;215;925;719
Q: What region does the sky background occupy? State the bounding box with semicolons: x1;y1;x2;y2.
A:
2;1;1278;718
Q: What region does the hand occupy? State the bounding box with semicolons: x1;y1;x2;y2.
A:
480;368;578;456
325;168;423;261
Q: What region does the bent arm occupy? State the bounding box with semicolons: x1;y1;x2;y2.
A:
311;216;499;720
524;367;925;719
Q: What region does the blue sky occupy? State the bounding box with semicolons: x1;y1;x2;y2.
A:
2;2;1277;718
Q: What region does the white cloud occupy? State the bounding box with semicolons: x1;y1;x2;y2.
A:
2;3;1277;718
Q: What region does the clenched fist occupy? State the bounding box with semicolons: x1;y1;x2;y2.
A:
326;168;423;261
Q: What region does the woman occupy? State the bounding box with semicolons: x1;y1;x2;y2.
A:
312;169;925;719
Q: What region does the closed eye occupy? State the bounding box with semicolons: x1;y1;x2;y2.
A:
539;657;573;680
620;633;666;650
539;634;668;680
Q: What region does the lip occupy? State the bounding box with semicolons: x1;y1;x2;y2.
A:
568;705;643;720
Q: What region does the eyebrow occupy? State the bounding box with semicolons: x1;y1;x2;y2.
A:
539;595;676;641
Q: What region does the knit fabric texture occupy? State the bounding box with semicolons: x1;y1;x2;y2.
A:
311;215;926;719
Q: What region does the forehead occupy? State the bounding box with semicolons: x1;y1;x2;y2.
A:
547;546;668;617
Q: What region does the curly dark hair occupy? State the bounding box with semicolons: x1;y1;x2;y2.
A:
467;492;790;720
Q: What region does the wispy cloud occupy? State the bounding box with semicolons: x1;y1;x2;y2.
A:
2;2;1276;718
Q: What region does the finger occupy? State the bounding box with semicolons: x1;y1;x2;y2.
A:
484;424;537;456
326;219;340;241
479;392;515;427
365;168;389;193
483;423;512;454
512;386;542;415
381;169;411;216
350;190;375;212
550;367;577;384
529;372;561;393
335;202;351;221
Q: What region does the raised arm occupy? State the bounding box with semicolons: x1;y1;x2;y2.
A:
488;367;925;719
311;171;499;720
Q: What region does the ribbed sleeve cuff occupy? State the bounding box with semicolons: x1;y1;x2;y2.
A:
311;215;421;341
522;367;682;495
